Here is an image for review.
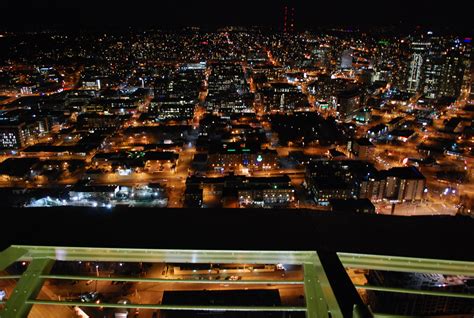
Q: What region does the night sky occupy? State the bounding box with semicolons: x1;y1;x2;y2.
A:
1;0;473;32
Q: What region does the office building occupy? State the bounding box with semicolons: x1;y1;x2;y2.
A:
208;142;278;172
347;138;375;160
337;89;361;120
407;40;430;93
305;160;378;204
381;166;426;202
0;110;49;150
407;34;468;100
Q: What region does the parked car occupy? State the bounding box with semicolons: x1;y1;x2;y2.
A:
80;291;99;303
0;289;6;301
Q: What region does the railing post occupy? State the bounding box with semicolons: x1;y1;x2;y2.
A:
303;262;328;318
1;258;54;318
318;251;372;318
303;250;350;318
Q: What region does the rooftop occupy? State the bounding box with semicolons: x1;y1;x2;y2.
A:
383;166;425;180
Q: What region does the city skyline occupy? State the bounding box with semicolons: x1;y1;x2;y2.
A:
0;2;473;317
0;26;472;213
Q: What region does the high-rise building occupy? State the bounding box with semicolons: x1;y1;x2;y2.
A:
407;34;469;100
422;36;444;99
440;43;467;98
407;40;431;93
459;38;472;98
428;37;469;100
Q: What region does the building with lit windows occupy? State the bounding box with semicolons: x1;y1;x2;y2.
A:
207;142;278;172
186;174;294;208
306;160;378;204
407;34;469;100
306;161;426;204
76;113;128;131
407;39;431;93
0;110;49;150
150;96;196;119
67;184;167;208
381;166;426;202
347;138;375;160
336;89;361;120
439;41;469;98
0;123;26;149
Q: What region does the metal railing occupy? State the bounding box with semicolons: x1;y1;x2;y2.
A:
0;245;473;318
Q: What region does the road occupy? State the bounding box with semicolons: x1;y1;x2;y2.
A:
0;270;75;318
14;264;306;318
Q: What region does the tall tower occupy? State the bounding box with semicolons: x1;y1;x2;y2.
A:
406;39;431;93
283;4;295;33
407;53;423;93
422;36;444;99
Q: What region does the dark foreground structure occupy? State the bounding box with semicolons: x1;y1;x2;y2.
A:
0;208;473;260
1;208;474;317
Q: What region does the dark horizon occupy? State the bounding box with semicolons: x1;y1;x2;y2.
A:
1;0;473;33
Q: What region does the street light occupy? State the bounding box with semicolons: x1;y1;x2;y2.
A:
95;265;100;292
